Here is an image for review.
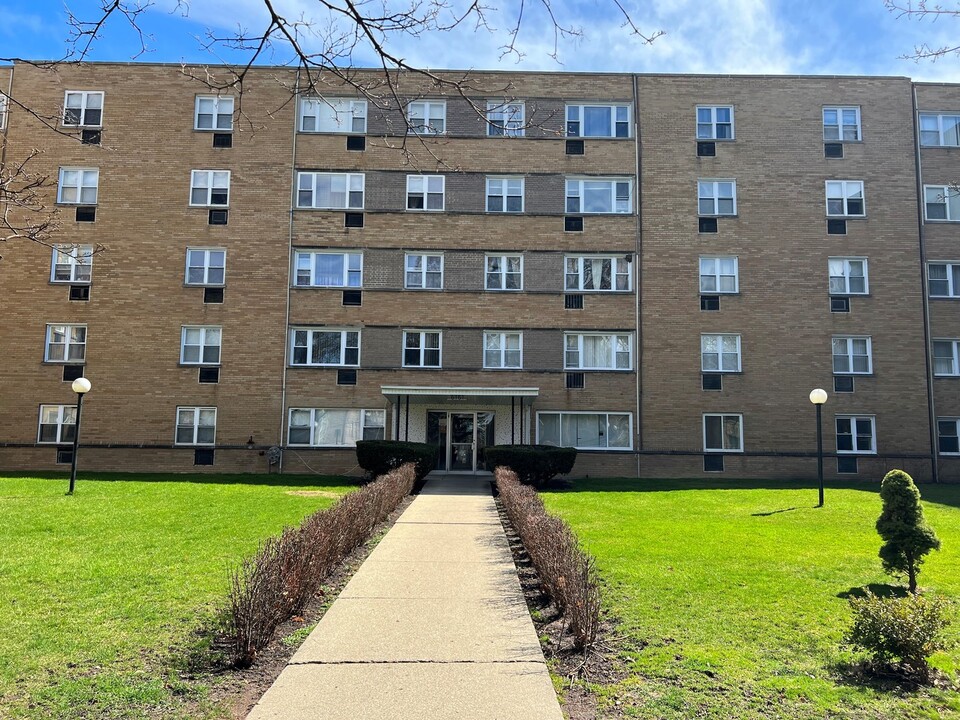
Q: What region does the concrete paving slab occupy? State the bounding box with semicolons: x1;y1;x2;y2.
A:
339;559;521;600
395;502;502;525
366;522;510;564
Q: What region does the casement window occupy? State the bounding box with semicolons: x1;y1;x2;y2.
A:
406;175;444;211
288;408;385;446
194;96;234;131
836;416;876;454
295;251;362;287
565;178;632;214
828;258;868;295
565;104;630;138
51;245;93;283
181;326;222;365
703;414;743;452
407;100;446;134
928;263;960;297
564;333;633;371
190;170;230;207
296;172;364;209
45;324;86;363
833;336;872;375
485;255;523;291
823;107;861;141
405;254;443;289
538;412;632;450
290;328;360;366
933;340;960;376
299;98;366;133
924;185;960;221
919;113;960;147
175;407;217;445
486;101;525;136
699;257;738;294
565;256;632;292
57;168;99;205
38;405;78;444
185;248;226;286
937;418;960;455
483;331;522;369
486;177;524;212
698;180;736;216
696;106;734;140
701;334;741;373
826;181;865;217
403;330;441;367
63;91;103;127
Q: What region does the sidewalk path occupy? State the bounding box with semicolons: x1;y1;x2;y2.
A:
246;474;564;719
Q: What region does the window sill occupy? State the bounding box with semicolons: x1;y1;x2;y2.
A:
184;283;226;289
837;452;877;456
698;214;738;219
50;280;91;286
564;368;635;373
704;449;744;454
289;365;360;369
923;219;960;223
42;361;85;366
179;363;222;368
696;138;735;143
482;367;524;371
826;215;866;220
297;131;366;136
295;207;364;212
823;139;863;144
193;128;233;133
833;373;873;377
189;204;230;209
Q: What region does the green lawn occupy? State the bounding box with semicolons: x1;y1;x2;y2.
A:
541;479;960;720
0;472;357;719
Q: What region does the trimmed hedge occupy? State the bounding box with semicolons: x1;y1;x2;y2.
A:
484;444;576;487
356;440;439;481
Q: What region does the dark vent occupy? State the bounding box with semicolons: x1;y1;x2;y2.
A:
209;209;228;225
697;141;716;157
344;212;364;228
199;367;220;384
700;295;720;311
827;219;846;235
564;294;584;309
824;142;844;159
204;287;224;304
830;296;850;313
213;132;233;148
69;285;90;302
57;448;74;465
81;129;102;145
837;456;858;474
342;289;362;306
566;372;585;389
704;454;724;472
62;365;84;382
564;216;584;232
699;217;718;233
702;373;722;391
565;139;585;155
346;136;366;151
76;206;96;222
337;368;358;385
834;376;854;393
194;448;215;466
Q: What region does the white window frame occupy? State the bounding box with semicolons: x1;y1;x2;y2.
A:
289;328;360;367
175;406;217;446
51;245;94;284
57;168;99;205
919;113;960;147
564;333;633;371
483;331;523;369
402;330;442;368
45;324;86;363
486;101;525;137
928;262;960;298
565;178;633;214
485;254;523;291
37;404;77;444
180;326;222;366
699;256;739;294
287;408;385;447
933;339;960;377
565;255;632;292
0;93;7;130
185;248;226;287
296;172;365;210
828;257;869;295
189;170;230;207
696;105;734;140
62;91;103;127
407;100;446;135
832;336;873;375
703;414;744;453
825;180;865;217
565;104;631;138
294;251;362;288
406;175;445;211
485;177;524;213
923;185;960;221
299;97;367;134
404;253;444;290
194;95;234;131
536;411;633;450
822;106;861;142
698;179;737;216
836;415;876;455
937;418;960;455
701;334;742;373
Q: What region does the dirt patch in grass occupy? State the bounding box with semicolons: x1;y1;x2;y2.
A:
284;490;344;499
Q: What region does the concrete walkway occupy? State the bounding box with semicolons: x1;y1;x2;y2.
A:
246;475;564;720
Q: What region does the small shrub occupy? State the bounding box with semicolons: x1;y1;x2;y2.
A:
846;591;952;681
355;440;439;481
484;445;576;487
876;469;941;594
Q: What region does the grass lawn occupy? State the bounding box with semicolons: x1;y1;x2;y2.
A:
0;472;357;720
541;478;960;720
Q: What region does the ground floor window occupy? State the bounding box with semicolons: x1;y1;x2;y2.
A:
937;418;959;455
703;413;743;452
836;415;875;454
37;404;77;443
536;412;632;450
288;408;385;446
175;407;217;445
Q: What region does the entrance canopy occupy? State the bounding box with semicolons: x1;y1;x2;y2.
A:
380;385;539;398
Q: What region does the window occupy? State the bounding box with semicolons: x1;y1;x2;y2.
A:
836;416;875;454
823;107;861;141
288;408;384;446
0;93;7;130
57;168;99;205
565;178;632;214
296;172;364;209
405;254;443;289
181;326;222;365
407;101;446;134
486;101;524;136
483;331;522;369
175;407;217;445
290;328;360;366
933;340;960;376
929;263;960;297
299;98;366;133
701;334;741;372
565;256;632;292
564;333;633;371
919;113;960;147
38;405;77;444
45;324;86;363
190;170;230;207
194;96;234;131
924;185;960;221
699;257;738;294
828;258;868;295
703;414;743;452
833;336;872;375
826;181;865;217
696;106;734;140
486;177;524;212
185;248;226;286
406;175;444;210
295;251;362;287
565;104;630;138
937;418;960;455
538;412;632;450
51;245;93;283
698;180;736;216
63;91;103;127
403;330;441;367
486;255;523;290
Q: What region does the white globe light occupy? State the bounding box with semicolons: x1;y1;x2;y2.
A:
809;388;828;405
72;377;92;394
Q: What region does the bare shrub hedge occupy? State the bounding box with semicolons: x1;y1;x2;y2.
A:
228;463;417;667
495;466;601;650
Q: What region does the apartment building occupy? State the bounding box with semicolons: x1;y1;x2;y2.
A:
0;62;955;481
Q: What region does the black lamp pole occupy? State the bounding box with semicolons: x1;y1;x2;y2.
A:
816;402;824;507
67;378;91;495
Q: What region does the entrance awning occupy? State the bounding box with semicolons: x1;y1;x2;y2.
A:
380;385;539;398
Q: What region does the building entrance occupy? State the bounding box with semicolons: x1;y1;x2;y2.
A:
426;411;495;472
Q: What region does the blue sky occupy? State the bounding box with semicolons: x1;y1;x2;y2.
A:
3;0;960;81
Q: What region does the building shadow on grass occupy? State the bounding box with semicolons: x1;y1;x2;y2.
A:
1;471;363;489
751;506;807;517
837;583;910;600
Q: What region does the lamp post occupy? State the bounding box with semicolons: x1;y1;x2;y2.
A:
67;377;92;495
809;388;828;507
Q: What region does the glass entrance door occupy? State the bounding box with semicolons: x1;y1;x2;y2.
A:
427;411;496;473
450;413;475;471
